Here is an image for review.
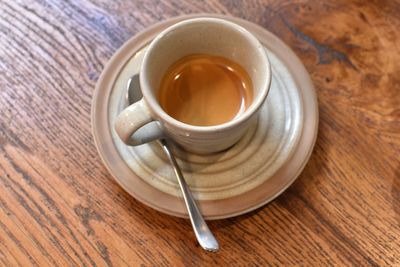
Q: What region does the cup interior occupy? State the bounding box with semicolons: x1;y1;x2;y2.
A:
140;18;270;127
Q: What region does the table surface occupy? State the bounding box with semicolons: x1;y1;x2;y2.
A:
1;0;399;266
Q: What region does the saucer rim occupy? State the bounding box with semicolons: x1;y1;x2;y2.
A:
92;14;318;220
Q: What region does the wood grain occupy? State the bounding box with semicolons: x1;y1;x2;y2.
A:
0;0;399;266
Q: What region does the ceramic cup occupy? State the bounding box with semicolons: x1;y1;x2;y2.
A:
115;18;271;154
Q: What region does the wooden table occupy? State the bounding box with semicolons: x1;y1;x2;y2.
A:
1;0;399;265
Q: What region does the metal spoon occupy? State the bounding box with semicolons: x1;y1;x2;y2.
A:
127;75;219;252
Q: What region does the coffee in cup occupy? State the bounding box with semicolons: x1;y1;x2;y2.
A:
158;54;253;126
115;18;271;154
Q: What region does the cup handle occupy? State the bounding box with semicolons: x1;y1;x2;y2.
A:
115;99;163;145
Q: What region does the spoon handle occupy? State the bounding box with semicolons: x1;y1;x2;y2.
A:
160;139;219;252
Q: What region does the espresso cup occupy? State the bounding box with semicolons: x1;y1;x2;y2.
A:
115;18;271;154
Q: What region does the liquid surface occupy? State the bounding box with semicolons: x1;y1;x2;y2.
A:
158;54;253;126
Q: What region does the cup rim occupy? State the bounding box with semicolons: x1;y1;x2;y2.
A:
140;17;271;133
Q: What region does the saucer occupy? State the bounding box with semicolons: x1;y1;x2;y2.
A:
92;14;318;219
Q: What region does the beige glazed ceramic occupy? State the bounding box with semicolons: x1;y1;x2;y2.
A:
91;14;319;219
114;18;271;154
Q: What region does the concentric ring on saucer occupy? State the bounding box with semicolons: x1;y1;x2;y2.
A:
110;47;303;201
